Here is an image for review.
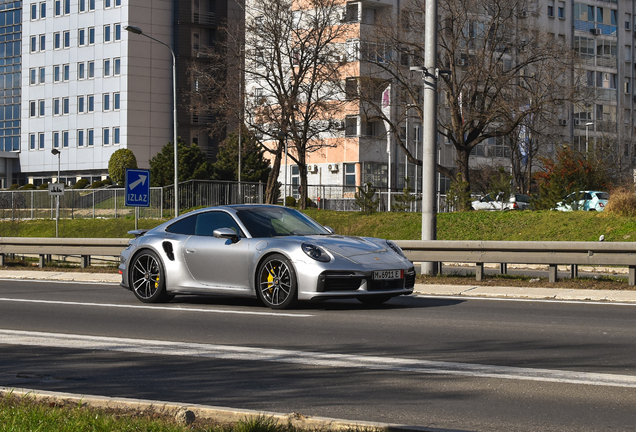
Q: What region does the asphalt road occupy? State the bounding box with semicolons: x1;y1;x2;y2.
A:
1;278;636;432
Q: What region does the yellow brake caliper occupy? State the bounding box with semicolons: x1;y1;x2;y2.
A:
267;267;276;293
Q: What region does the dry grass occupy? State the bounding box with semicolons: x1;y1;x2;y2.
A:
604;186;636;217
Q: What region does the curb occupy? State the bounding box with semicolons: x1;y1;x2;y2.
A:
0;387;424;431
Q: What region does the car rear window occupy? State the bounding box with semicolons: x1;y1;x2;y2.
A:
596;192;609;200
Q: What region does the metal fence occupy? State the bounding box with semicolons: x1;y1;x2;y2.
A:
0;179;451;220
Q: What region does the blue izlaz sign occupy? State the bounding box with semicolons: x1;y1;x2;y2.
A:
125;169;150;207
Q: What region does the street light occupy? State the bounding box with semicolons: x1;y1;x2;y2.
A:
51;149;61;237
585;121;594;158
277;131;288;206
125;25;179;217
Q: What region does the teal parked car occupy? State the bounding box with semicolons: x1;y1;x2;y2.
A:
555;191;609;212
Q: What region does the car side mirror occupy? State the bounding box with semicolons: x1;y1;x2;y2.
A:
324;226;335;235
213;227;239;243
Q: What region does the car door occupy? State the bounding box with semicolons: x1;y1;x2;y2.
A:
182;210;251;290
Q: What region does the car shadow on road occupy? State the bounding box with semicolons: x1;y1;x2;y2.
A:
168;294;464;311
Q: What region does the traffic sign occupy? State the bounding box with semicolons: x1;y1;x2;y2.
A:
48;183;65;196
125;169;150;207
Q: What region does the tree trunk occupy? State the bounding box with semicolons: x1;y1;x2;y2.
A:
455;148;472;211
265;142;283;204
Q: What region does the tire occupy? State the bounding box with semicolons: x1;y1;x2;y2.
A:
257;254;297;309
357;295;392;305
129;250;172;303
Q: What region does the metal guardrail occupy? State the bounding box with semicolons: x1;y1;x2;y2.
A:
0;237;129;268
394;240;636;285
2;238;635;285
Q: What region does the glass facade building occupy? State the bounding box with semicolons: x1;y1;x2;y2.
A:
0;1;20;152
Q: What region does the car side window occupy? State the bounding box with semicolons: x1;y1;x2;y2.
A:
194;211;242;237
166;215;198;235
584;193;592;200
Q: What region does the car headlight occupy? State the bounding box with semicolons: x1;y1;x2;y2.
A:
302;243;331;262
386;240;407;258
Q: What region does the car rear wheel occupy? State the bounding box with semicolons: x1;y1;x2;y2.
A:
257;254;297;309
357;295;393;305
130;250;172;303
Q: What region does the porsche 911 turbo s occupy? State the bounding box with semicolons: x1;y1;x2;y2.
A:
119;205;415;309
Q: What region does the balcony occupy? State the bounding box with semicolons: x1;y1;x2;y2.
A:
193;11;215;26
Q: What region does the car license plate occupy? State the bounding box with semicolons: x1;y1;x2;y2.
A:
373;270;403;280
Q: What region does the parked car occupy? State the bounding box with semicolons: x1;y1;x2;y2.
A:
119;204;415;309
555;191;609;212
471;193;531;211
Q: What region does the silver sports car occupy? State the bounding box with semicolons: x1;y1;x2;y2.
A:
119;204;415;309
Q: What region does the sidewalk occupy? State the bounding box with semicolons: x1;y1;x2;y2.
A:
2;270;636;303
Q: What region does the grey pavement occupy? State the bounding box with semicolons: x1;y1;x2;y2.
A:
1;269;635;303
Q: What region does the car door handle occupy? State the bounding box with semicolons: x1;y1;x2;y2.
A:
186;248;197;254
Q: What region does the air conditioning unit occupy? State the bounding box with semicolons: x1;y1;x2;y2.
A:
339;11;347;22
591;28;601;35
327;163;339;172
334;120;345;130
574;119;581;126
559;119;568;126
633;94;636;102
309;164;318;174
336;54;347;63
518;10;529;18
456;58;466;66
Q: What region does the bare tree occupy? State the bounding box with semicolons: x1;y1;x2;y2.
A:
348;0;585;209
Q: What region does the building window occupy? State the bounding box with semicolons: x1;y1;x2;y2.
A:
89;27;95;44
104;59;111;76
114;24;121;41
29;101;36;117
114;58;121;75
88;129;94;146
78;96;85;113
344;163;356;188
63;97;69;114
30;68;37;85
31;4;37;20
63;131;69;148
104;24;111;43
114;92;120;110
39;67;45;84
114;127;120;145
54;65;61;82
63;64;70;81
79;29;86;46
64;0;70;14
53;132;60;148
63;31;70;48
78;62;85;79
558;2;565;19
30;36;37;52
54;0;61;16
39;100;45;117
103;128;110;145
38;133;45;149
88;95;94;112
40;34;45;51
78;130;84;147
29;133;36;150
345;116;358;136
105;0;111;8
116;0;121;6
548;1;554;17
103;93;110;111
89;0;95;11
88;61;95;78
40;2;46;18
53;98;61;115
79;0;85;12
54;32;61;49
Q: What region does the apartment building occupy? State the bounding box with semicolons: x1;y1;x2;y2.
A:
0;0;236;188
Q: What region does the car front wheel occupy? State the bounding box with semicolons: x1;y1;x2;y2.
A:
130;250;172;303
257;254;297;309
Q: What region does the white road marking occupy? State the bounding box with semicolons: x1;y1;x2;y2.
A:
1;329;636;388
416;294;636;306
0;298;312;318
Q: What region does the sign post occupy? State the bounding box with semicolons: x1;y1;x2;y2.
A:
125;169;150;230
48;183;65;237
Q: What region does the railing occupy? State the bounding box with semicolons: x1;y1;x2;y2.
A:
3;238;636;285
394;240;636;285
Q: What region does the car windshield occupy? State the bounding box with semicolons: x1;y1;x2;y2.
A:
595;192;610;200
236;207;330;238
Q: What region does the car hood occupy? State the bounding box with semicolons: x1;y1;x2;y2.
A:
305;235;389;257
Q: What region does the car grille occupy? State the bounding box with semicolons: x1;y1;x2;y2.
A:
368;278;405;291
405;268;416;289
318;268;415;292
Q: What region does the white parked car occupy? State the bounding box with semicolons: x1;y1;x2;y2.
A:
471;193;531;211
555;191;609;212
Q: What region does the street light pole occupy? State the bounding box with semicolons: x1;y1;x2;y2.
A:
585;121;594;159
51;149;61;237
125;25;179;217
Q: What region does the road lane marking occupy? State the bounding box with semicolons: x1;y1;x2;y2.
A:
0;298;312;318
416;294;636;306
1;329;636;388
